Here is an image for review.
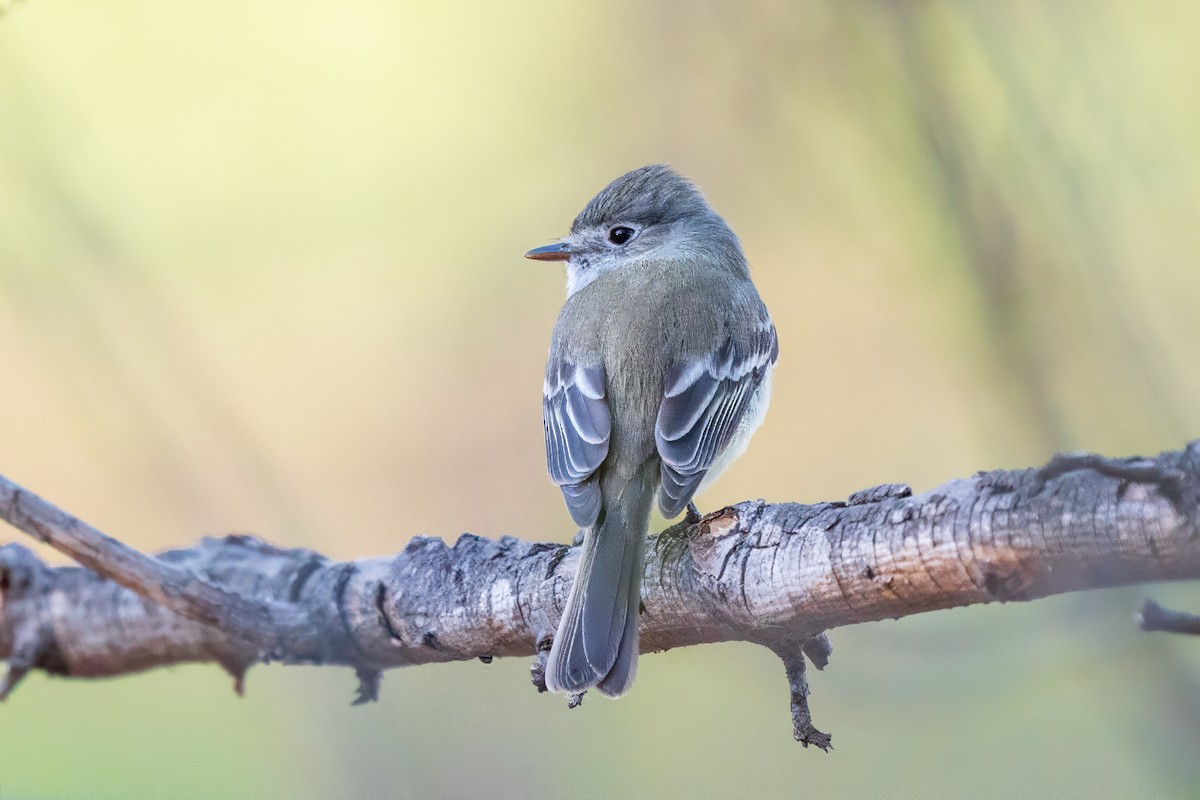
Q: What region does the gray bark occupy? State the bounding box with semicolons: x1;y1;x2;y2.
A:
2;442;1199;748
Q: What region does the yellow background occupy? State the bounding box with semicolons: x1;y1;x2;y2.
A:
2;1;1200;797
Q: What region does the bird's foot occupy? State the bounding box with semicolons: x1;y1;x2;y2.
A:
685;501;702;525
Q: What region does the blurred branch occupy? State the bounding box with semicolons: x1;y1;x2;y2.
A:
892;5;1071;448
3;441;1200;746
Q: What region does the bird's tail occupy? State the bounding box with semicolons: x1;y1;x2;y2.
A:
545;460;655;698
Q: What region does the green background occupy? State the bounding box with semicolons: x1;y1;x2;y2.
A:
2;1;1200;797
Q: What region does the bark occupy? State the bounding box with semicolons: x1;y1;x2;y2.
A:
3;442;1200;749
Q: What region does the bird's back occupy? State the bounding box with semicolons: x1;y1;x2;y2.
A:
549;257;760;481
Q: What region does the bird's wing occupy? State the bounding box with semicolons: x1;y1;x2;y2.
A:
544;358;611;527
654;317;778;517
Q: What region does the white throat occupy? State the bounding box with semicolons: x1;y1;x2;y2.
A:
564;238;693;298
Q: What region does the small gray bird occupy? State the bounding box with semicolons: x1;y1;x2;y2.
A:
526;165;777;697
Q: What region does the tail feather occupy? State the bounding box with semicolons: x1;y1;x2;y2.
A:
595;537;643;697
545;462;653;696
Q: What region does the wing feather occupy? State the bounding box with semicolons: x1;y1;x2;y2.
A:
655;319;777;517
544;361;610;527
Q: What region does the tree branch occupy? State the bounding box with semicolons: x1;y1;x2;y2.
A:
3;441;1199;745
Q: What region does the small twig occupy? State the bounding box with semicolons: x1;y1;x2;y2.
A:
771;640;832;751
1038;453;1188;510
530;641;551;693
353;667;383;705
846;484;912;506
0;474;301;649
1138;599;1200;635
801;633;833;670
1038;452;1176;484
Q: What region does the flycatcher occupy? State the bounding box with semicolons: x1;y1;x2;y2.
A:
526;165;777;697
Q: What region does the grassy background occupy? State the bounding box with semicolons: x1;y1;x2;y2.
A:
2;1;1200;797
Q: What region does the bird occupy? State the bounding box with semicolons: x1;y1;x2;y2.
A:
525;165;777;698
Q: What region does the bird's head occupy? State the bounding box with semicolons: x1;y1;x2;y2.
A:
526;165;746;296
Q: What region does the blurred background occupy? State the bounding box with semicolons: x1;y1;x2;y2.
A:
2;0;1200;797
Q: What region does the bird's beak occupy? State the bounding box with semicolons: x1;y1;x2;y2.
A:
524;241;572;262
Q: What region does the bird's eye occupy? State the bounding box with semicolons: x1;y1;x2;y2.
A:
607;226;635;245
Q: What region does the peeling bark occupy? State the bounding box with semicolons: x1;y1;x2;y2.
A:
3;442;1200;744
